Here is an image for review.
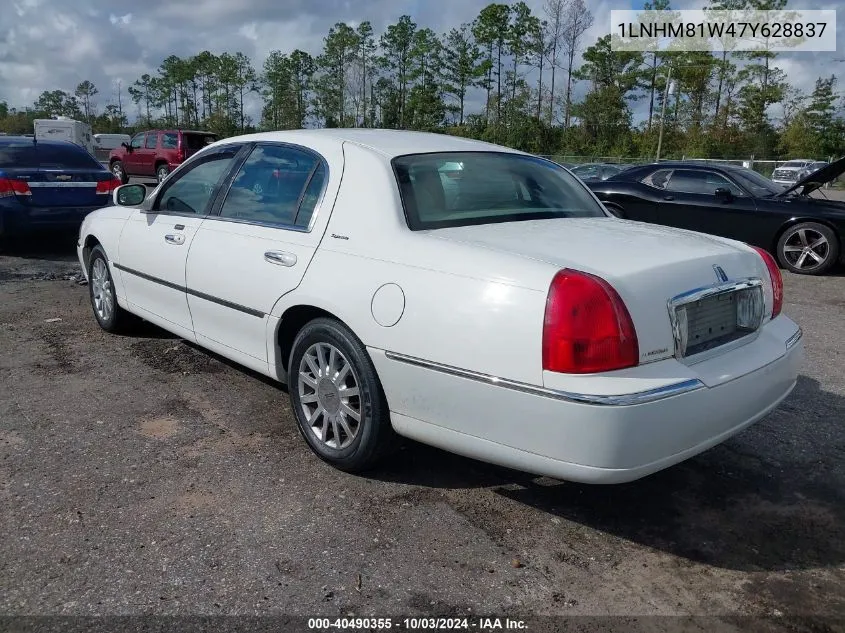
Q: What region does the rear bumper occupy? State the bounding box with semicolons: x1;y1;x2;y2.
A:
0;201;101;236
372;316;803;484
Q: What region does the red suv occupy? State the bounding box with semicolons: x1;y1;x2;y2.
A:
109;129;218;184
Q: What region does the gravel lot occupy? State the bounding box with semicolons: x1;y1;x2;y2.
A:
0;230;844;630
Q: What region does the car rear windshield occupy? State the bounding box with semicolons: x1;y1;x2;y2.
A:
0;142;101;169
183;133;217;150
392;152;607;230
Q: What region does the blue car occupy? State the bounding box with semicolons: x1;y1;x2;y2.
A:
0;136;120;242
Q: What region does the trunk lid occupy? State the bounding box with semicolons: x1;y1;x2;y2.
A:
4;167;114;207
428;217;769;365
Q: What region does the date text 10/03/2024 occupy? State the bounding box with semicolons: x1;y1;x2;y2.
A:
307;617;528;630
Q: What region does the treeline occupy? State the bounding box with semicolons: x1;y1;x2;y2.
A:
1;0;844;160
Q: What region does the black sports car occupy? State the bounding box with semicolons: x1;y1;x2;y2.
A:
569;163;626;182
587;158;845;275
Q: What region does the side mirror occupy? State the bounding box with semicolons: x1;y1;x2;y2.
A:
714;187;733;203
114;183;146;207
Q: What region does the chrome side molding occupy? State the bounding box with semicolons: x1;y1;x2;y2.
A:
383;351;705;407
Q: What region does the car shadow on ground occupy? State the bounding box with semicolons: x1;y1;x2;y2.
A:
371;374;845;573
0;231;79;261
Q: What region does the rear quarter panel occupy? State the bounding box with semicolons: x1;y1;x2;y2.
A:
590;182;660;223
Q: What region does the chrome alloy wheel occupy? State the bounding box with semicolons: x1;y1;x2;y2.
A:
297;342;362;449
91;258;114;322
782;227;830;272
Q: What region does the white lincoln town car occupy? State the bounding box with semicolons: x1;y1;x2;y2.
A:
77;129;803;484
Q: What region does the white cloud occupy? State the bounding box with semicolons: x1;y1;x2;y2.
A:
0;0;842;131
109;13;133;26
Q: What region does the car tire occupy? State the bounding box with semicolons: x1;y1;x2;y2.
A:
288;317;397;473
776;222;839;276
111;161;128;185
87;245;132;333
156;165;170;183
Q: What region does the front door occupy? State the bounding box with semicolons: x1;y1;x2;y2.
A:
122;133;145;175
115;144;245;339
656;168;759;242
185;142;333;366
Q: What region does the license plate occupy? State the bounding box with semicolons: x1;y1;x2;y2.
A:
672;283;764;358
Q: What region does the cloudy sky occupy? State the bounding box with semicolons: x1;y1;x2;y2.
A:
1;0;843;125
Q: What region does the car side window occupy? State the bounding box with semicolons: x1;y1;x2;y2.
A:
704;172;744;196
642;169;672;189
218;144;324;229
130;133;144;149
161;133;178;149
295;162;327;229
144;132;158;149
665;169;744;196
153;147;240;216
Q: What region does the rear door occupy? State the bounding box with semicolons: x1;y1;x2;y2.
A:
656;169;759;240
185;142;330;365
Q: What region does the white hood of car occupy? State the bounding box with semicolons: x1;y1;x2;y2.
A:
428;217;769;364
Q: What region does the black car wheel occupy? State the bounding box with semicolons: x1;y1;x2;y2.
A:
288;317;396;472
156;165;170;183
776;222;839;275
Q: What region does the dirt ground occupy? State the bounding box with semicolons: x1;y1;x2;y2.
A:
0;234;843;631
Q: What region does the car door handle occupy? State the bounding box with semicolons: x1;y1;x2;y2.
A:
663;195;675;201
264;251;297;267
164;234;185;245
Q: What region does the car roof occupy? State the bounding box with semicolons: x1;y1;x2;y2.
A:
214;129;522;159
138;129;216;134
0;136;83;148
632;161;749;172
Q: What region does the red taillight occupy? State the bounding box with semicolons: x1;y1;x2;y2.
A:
0;177;32;198
542;269;639;374
96;176;122;195
751;246;783;318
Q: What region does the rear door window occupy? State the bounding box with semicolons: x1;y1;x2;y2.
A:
642;169;672;189
218;144;323;228
161;133;178;149
144;132;158;149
